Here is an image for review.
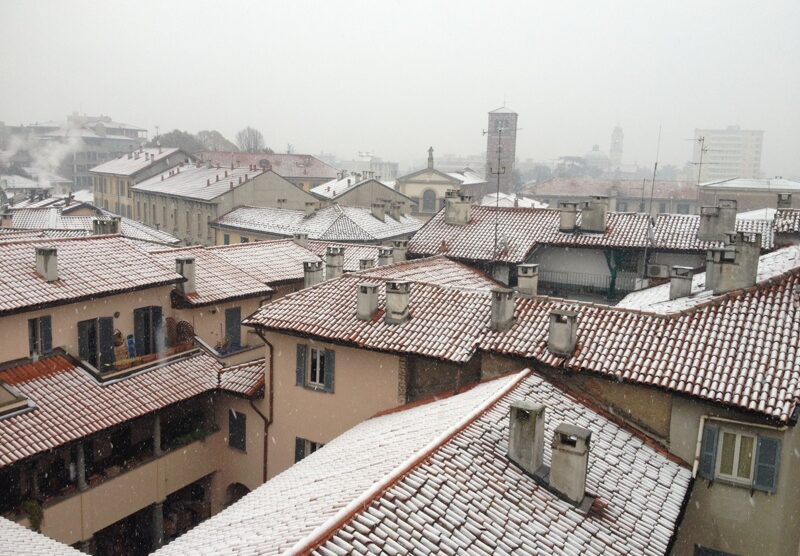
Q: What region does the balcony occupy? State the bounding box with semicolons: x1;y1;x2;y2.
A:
538;269;640;298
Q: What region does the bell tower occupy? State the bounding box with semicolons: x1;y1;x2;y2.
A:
485;107;518;194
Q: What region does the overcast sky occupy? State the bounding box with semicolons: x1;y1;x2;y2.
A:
1;0;798;175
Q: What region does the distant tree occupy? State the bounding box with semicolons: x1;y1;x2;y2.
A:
657;164;679;180
195;130;239;152
146;129;204;153
236;127;265;153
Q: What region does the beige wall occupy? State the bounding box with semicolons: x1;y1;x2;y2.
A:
0;286;173;362
264;332;402;479
397;171;459;215
173;298;264;352
331;180;413;211
670;396;800;556
699;187;800;213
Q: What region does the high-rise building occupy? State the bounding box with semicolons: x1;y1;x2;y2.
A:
485;107;518;194
609;126;623;171
693;125;764;183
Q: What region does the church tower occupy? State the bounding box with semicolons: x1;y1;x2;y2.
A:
609;126;624;171
485;107;518;194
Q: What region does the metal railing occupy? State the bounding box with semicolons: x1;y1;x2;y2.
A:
538;269;639;295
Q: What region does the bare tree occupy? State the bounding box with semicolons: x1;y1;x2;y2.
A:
235;127;265;152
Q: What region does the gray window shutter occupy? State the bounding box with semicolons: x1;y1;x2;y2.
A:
225;307;242;347
28;319;37;356
296;344;307;386
40;316;52;354
323;349;335;393
133;307;147;356
98;317;115;370
753;436;781;493
78;319;95;364
151;306;164;352
699;424;719;480
294;437;305;463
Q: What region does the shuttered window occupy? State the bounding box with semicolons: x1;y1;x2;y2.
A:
77;317;115;371
27;316;53;357
228;410;246;452
295;344;334;393
133;306;163;356
294;437;324;463
225;307;242;348
700;423;781;493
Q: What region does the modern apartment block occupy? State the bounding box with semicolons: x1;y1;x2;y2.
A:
694;125;764;182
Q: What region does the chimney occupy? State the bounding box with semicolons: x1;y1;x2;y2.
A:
325;246;344;280
110;216;121;234
128;152;133;160
550;424;592;505
508;401;546;476
490;288;516;331
175;257;196;295
444;190;471;225
698;199;737;242
292;232;308;248
398;201;407;217
669;266;695;300
303;260;323;288
389;202;402;221
391;239;408;262
371;202;385;222
378;246;394;266
384;281;410;324
548;310;578;356
356;283;380;320
580;196;608;233
35;247;58;282
559;203;578;232
92;218;115;235
705;231;761;294
778;193;792;209
517;263;539;296
359;257;375;271
304;201;318;217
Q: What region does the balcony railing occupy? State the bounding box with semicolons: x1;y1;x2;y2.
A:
538;269;640;296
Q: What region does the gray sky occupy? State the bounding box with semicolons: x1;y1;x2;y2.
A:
1;0;798;175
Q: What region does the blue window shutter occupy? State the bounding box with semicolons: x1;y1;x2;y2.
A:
699;424;719;480
98;317;116;370
294;437;305;463
324;349;335;393
40;316;53;354
296;344;307;386
753;436;781;493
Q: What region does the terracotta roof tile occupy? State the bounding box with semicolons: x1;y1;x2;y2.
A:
354;255;500;290
197;152;339;180
210;239;321;284
218;358;265;396
306;240;381;272
775;208;800;234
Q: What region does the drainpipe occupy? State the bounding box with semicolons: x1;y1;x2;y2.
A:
603;249;618;300
251;328;274;483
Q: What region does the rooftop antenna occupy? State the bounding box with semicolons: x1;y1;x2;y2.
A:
641;125;662;280
482;121;522;268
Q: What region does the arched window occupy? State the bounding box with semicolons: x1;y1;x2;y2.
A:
422;189;437;212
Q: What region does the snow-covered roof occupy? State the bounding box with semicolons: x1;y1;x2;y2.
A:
197;152;339;180
214;205;422;242
132;164;266;201
447;168;487;186
90;147;186;177
156;371;690;556
0;517;80;555
700;177;800;191
481;192;548;209
775;209;800;234
737;207;776;221
0;174;52;191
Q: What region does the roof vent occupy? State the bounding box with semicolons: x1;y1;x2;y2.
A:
508;401;546;476
705;231;761;294
698;199;737;241
35;246;58;282
490;288;516;331
548;310;578;356
777;193;792;209
378;246;394;266
517;263;539;296
325;246;344;280
359;258;375;271
304;260;323;288
357;282;380;320
175;257;196;295
550;424;592;505
293;232;308;248
669;266;695;300
558;202;578;232
371;202;386;222
580;196;608;233
384;281;410;324
391;239;408;262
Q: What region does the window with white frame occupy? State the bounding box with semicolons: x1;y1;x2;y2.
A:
716;431;755;484
294;437;324;463
308;348;326;387
295;344;335;393
699;422;781;492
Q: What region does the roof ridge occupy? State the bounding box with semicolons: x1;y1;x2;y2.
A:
287;370;531;555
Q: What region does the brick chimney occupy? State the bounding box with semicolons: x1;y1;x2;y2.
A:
705;231;760;294
303;260;323;288
175;257;196;295
517;263;539;296
391;239;408;262
550;424;592;505
508;401;546;476
325;246;344;280
384;281;410;324
698;199;737;242
580;196;608;233
293;233;308;248
35;247;58;282
490;288;516;331
669;266;694;300
378;247;394;266
559;203;578;232
356;283;380;320
548;310;578;356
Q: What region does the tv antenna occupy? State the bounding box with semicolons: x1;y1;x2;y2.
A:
686;136;721;185
482;124;522;263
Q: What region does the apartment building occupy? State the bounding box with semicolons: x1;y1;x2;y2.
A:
407;193;773;298
694;125;764;182
699;177;800;212
310;171;415;210
90;147;193;217
131;162;319;245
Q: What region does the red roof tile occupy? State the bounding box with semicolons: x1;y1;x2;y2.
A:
210;239;321;285
354;255;500;290
775;209;800;234
218;358;265;396
197;152;339;180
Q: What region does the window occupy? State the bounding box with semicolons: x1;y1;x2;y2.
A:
197;213;203;236
617;201;628;212
228;410;246;452
677;203;691;214
294;437;324;463
658;202;667;213
240;236;250;243
223;234;230;245
162;206;167;226
422;189;436;212
699;423;781;492
78;317;115;371
133;306;163;356
28;316;52;357
225;307;241;349
295;344;334;392
185;210;190;230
